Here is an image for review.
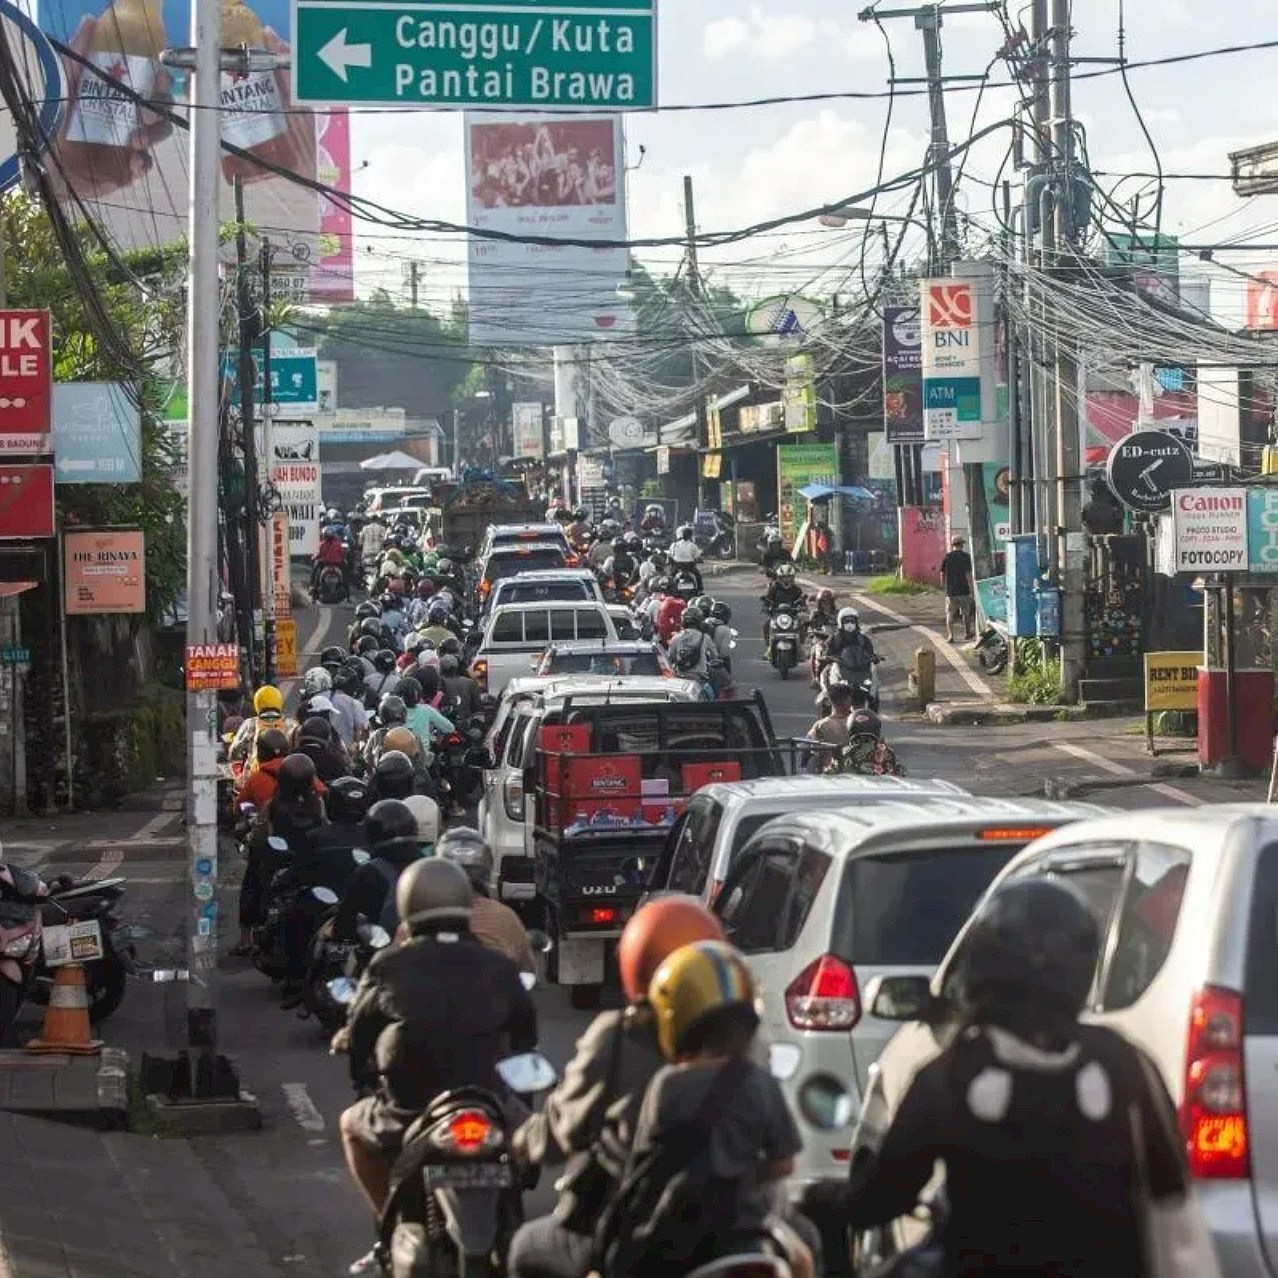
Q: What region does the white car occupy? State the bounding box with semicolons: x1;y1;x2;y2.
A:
477;676;703;905
471;601;618;697
484;569;604;617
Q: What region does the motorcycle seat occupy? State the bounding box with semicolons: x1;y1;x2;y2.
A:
421;1085;504;1122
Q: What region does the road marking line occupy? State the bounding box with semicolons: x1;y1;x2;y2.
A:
1050;741;1204;806
85;845;123;881
135;809;177;840
282;1082;325;1132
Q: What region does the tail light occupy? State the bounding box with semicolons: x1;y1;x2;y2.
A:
785;955;861;1031
478;580;492;598
576;906;622;927
1182;985;1249;1179
430;1108;500;1155
471;659;488;692
443;733;462;749
503;775;525;821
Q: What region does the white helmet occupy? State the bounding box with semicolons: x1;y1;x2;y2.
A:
837;607;860;628
302;667;333;697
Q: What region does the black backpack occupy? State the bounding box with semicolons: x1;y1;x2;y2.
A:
594;1057;752;1278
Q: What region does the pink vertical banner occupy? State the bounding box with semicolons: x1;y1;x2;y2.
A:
312;110;354;302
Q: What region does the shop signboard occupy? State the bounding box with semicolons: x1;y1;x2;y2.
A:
273;616;298;678
656;445;670;475
185;643;241;691
882;305;923;444
512;403;543;460
0;311;52;453
0;464;54;538
1170;488;1247;573
1107;430;1193;514
63;528;145;614
739;401;783;435
1246;487;1278;572
52;382;141;483
776;443;837;551
1144;651;1201;713
783;354;816;434
269;420;322;557
920;280;982;440
702;452;721;480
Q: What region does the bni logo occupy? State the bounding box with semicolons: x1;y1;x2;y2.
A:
927;283;973;329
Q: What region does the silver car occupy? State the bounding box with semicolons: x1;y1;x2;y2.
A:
711;798;1105;1224
854;803;1278;1278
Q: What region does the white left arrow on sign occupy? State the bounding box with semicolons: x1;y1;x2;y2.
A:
318;28;372;82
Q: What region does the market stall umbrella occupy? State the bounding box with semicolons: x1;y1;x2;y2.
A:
797;483;875;502
359;450;422;472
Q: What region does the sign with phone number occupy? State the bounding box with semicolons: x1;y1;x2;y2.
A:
185;643;242;692
1171;488;1247;573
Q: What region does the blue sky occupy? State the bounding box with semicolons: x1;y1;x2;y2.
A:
353;0;1278;309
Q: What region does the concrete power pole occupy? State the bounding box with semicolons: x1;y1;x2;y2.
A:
1049;0;1084;701
683;175;714;511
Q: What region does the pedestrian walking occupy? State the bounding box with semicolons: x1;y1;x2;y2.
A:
940;534;976;642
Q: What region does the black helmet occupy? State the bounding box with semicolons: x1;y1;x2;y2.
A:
682;606;706;630
364;798;420;856
709;600;731;624
333;665;361;695
326;775;370;821
299;715;332;745
256;728;290;763
396;676;422;707
356;635;380;657
437;636;462;658
955;878;1100;1023
378;694;407;726
612;537;627;552
276;753;317;801
573;507;588;522
320;644;346;668
359;618;382;641
396;858;472;931
373;749;415;799
355;601;378;622
374;650;398;674
436;826;493;888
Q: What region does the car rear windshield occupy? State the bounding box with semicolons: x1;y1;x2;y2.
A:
834;844;1020;965
500;582;589;606
493;530;565;548
547;652;663;677
484;549;568;581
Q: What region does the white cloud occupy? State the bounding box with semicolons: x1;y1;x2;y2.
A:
703;6;819;62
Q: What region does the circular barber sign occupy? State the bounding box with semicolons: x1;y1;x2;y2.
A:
0;1;63;193
1106;429;1193;514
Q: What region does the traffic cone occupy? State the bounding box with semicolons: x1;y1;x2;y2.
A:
26;963;103;1055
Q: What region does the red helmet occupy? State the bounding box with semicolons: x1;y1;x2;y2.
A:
417;579;436;599
617;895;724;1005
388;577;405;596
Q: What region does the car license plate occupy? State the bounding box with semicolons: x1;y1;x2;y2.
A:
424;1163;512;1190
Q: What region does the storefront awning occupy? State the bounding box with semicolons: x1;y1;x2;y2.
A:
799;483;875;502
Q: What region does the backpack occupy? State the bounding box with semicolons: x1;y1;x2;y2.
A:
369;857;403;933
594;1057;751;1278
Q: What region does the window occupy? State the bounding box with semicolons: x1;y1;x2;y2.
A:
839;845;1021;967
575;611;609;640
1246;844;1278;1035
779;848;831;950
504;714;533;769
667;800;724;895
1100;842;1192;1011
614;615;642;640
492;612;523;643
719;844;800;954
550;610;579;640
524;612;550;644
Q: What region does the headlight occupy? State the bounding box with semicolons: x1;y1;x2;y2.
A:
3;934;35;959
775;615;794;630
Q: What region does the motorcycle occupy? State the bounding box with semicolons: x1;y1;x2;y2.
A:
0;863;46;1042
32;876;135;1024
818;653;882;712
316;563;350;605
437;719;487;815
768;604;804;680
692;510;735;560
837;707;906;777
973;624;1009;674
671;568;701;603
253;837;338;983
807;621;831;685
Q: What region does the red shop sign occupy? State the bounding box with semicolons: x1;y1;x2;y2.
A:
0;465;54;538
0;311;51;453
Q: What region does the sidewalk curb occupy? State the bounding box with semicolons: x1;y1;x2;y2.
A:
925;701;1139;727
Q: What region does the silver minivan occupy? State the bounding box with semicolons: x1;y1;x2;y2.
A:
856;803;1278;1278
712;798;1105;1215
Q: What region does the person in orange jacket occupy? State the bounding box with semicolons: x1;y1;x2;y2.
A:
232;729;291;817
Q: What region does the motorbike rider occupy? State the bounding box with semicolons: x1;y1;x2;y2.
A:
636;548;669;593
358;513;386;567
801;683;853;773
406;578;437;630
810;877;1188;1278
439;653;481;724
297;713;352;784
508;897;726;1278
566;507;592;552
338;857;538;1274
823;606;876;684
363;694;412;771
587;519;618;571
653;578;687;647
312;775;373;861
667;607;725;694
761;562;805;655
312;525;349;599
603;537;638;593
362;650;401;710
436;828;534;974
808;588;839;684
669;524;703;593
402;793;440;855
229;684;297;772
397;676;453;753
331;798;425;943
378;591;409;646
330;667;370;750
759;527;789;573
639;503;666;536
417;600;456;650
366;748;419;805
230;726;290;816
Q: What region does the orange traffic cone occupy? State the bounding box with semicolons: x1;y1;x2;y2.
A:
26;963;102;1055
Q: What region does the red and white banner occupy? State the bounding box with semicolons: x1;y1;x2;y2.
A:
0;464;55;538
0;311;52;454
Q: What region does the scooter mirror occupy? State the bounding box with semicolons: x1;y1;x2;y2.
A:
525;928;552;954
327;976;358;1006
368;925;392;950
351;849;371;865
267;836;290;854
519;971;537;991
311;886;339;906
496;1051;557;1095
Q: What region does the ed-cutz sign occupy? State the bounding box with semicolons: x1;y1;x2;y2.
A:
64;529;146;614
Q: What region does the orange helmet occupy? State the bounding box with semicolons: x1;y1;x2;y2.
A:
617;895;725;1005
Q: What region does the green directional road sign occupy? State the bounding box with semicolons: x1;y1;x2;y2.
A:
293;0;657;110
221;349;319;413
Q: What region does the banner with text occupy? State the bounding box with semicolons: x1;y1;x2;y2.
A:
512;402;544;460
269;420;321;557
63;528;145;614
777;443;837;551
882;305;924;444
1171;488;1247;572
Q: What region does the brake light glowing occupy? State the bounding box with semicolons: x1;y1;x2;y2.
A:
785;955;860;1031
1182;986;1249;1179
582;907;618;926
448;1109;494;1153
471;660;488;692
977;827;1053;842
478;580;492;598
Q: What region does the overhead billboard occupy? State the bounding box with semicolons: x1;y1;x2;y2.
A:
464;113;632;346
41;0;352;302
512;402;543;460
921;279;982;440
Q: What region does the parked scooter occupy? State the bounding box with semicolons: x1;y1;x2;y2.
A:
973;625;1009;674
0;863;46;1042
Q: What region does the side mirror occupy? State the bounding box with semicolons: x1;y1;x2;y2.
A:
267;836;289;854
863;974;936;1023
496;1051;558;1095
352;849;371;865
311;886;340;906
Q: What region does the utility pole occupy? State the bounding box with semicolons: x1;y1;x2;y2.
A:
683;174;713;510
1049;0;1084;702
260;240;277;684
233;177;260;688
407;260;420;309
183;0;223;1093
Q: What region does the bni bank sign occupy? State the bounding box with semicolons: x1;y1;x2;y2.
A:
921;278;983;440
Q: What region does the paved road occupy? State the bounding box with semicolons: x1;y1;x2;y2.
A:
1;567;1251;1276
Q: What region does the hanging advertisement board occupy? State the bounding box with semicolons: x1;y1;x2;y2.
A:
63;528;145;614
1170;488;1247;572
512;403;544;460
52;382;141;483
783;354;816;434
0;465;54;538
269;420;321;557
882;306;924;444
0;311;52;453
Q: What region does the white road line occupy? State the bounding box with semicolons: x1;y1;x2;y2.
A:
84;845;123;881
135;809;177;840
282;1082;326;1132
1050;741;1204;806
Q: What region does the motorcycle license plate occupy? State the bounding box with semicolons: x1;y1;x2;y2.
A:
424;1163;512;1190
